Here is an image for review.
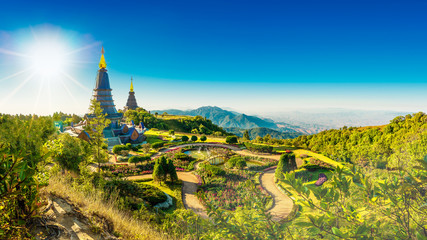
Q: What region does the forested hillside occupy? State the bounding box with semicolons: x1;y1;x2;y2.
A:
124;108;228;135
224;127;303;139
292;112;427;169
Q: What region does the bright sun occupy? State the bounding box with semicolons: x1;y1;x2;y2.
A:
29;41;68;77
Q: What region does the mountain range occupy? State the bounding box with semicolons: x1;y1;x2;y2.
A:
152;106;411;139
152;106;313;139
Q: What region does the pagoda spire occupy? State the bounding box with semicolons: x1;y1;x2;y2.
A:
99;46;107;69
130;76;134;92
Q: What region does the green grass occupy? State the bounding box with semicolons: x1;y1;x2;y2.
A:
145;134;167;144
293;149;344;168
157;115;189;120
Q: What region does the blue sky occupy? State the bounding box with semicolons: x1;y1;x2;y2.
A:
0;0;426;115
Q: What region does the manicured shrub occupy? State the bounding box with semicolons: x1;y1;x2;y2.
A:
200;163;225;177
174;152;189;160
235;159;247;169
119;150;129;157
200;135;207;142
226;156;247;169
126;143;132;149
128;156;139;165
128;155;151;165
226;136;238;144
275;153;297;181
191;135;198;142
169;129;175;136
151;142;164;149
113;145;128;154
181;135;189;142
244;142;273;153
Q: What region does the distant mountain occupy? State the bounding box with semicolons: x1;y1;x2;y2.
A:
154;106;278;130
224;127;303;140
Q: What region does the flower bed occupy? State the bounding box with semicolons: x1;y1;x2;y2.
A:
102;162;186;176
196;168;271;211
102;162;155;176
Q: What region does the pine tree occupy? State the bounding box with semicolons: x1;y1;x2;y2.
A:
87;99;111;171
167;159;178;182
153;159;165;182
243;130;250;141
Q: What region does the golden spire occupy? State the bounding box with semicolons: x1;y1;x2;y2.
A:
130;76;134;92
99;46;107;69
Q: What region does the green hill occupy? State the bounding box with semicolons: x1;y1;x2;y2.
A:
224;127;303;139
154;106;279;129
292;112;427;169
124;108;228;135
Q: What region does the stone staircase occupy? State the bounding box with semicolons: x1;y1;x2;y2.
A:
103;129;122;150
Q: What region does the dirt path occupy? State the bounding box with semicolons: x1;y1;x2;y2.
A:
127;172;208;219
260;169;294;221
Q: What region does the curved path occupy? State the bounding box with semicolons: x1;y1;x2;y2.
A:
260;169;294;221
126;172;208;219
129;143;293;221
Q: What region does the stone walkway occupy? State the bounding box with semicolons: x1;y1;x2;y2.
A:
260;169;294;221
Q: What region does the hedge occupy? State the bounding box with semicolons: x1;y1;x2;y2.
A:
244;142;273;153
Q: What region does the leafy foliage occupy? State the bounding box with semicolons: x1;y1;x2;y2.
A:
0;114;55;238
244;142;274;153
152;156;178;183
225;135;238;144
293;112;427;169
226;156;247;169
86;99;111;170
275;153;297;181
44;134;90;172
282;160;427;239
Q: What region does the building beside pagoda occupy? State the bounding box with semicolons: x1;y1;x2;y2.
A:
124;77;139;110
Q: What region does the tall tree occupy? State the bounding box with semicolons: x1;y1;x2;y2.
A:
243;130;250;141
153;158;165;183
167;159;178;182
86;99;111;171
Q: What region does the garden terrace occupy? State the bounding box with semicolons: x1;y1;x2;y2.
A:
196;166;271;211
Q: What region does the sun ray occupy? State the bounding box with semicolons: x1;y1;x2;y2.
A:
33;76;45;114
65;42;101;56
61;71;90;92
0;68;32;83
47;76;52;114
0;48;30;58
59;79;79;105
0;72;36;107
